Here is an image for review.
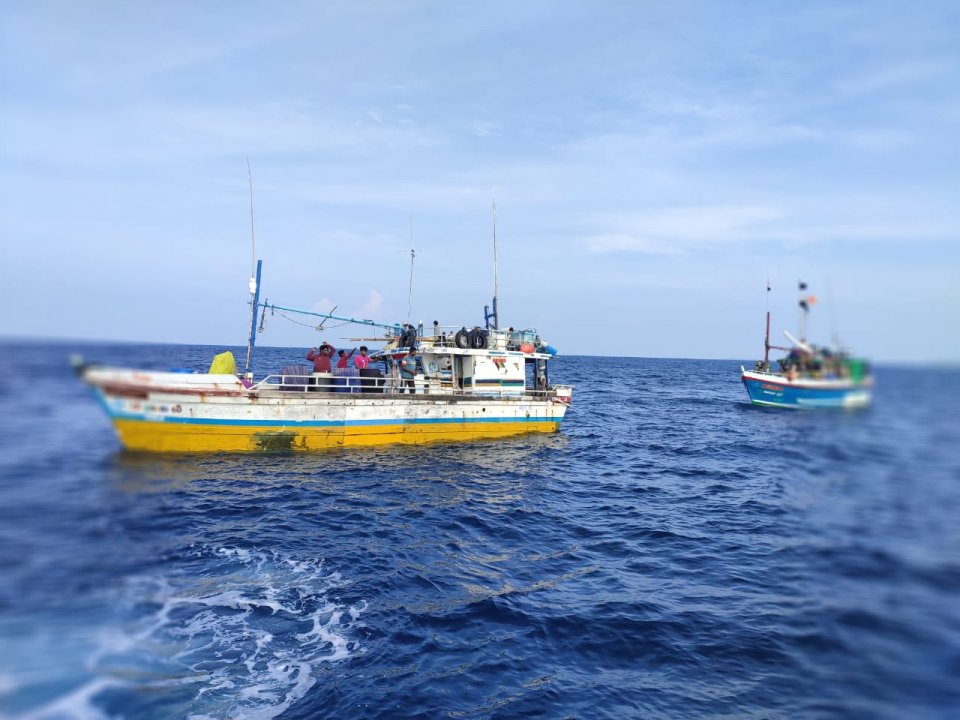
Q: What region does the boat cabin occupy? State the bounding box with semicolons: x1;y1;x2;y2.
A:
372;326;556;397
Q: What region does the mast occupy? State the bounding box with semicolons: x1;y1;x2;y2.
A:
798;280;809;342
245;259;262;373
407;217;415;325
764;277;771;366
493;199;498;314
764;310;771;367
244;159;260;374
825;275;840;349
484;199;499;330
247;157;256;279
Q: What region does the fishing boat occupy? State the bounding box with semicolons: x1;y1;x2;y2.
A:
79;259;573;452
740;283;872;409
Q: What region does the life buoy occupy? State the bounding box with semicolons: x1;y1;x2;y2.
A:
469;328;488;349
454;328;470;349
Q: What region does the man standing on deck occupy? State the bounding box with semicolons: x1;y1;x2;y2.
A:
399;348;418;394
306;343;335;373
354;346;370;370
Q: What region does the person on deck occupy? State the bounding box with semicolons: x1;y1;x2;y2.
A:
354;346;370;370
336;349;355;370
399;348;418;394
306;343;335;373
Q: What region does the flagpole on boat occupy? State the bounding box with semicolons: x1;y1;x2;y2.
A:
764;278;771;368
825;274;840;349
798;280;809;343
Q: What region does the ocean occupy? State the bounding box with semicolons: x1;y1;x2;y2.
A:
1;340;958;719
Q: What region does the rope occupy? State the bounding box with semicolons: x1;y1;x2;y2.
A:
275;311;351;332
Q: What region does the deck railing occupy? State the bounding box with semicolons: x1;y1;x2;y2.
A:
251;372;561;399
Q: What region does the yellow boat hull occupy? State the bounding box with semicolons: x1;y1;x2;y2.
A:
112;417;563;453
83;366;571;453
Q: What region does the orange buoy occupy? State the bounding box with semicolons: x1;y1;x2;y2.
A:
519;342;535;353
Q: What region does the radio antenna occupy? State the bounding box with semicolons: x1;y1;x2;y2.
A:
485;198;499;329
247;156;256;277
407;217;415;324
244;157;261;374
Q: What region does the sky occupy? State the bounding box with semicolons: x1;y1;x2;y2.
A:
2;1;958;362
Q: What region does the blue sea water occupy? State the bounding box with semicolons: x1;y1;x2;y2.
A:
1;339;959;719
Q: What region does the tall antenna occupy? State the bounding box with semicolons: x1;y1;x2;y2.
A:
825;274;840;348
492;199;499;303
764;277;771;367
245;158;261;374
407;217;415;324
247;156;256;277
484;198;499;330
798;280;810;342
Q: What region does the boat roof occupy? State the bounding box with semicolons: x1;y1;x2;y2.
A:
371;345;554;361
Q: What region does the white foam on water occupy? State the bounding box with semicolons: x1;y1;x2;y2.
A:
4;546;364;720
20;677;121;720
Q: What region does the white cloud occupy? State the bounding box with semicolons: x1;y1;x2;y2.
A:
846;129;916;152
472;122;499;137
582;233;682;255
584;205;783;254
834;59;951;97
310;297;338;314
353;290;384;320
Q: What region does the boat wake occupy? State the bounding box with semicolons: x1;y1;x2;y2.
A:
13;545;364;720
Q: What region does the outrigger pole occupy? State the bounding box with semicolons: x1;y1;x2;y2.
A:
257;301;403;333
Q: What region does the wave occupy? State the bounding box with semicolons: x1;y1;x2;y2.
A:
4;545;364;720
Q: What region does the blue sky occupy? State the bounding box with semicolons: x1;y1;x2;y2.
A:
2;1;958;362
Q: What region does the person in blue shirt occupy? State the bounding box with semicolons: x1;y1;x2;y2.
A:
399;348;418;394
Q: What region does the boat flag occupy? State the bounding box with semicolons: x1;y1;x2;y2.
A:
799;299;809;311
799;281;808;290
806;295;817;305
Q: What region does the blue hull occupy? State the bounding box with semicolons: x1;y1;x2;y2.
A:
741;372;871;409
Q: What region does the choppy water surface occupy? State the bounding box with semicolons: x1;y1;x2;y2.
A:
1;340;958;719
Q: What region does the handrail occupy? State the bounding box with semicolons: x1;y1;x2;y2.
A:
249;373;567;399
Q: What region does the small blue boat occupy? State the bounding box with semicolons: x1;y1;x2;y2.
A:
740;368;872;409
741;283;872;409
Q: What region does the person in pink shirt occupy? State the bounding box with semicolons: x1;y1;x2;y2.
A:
354;346;371;370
